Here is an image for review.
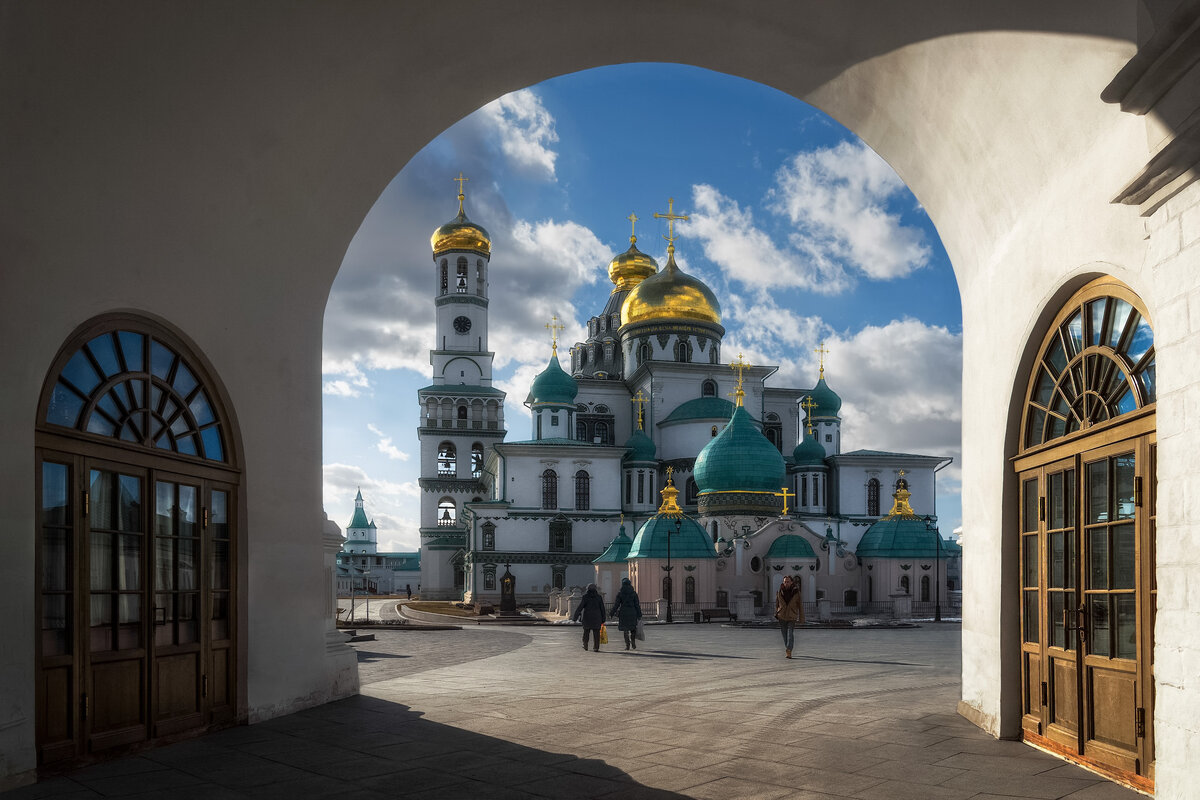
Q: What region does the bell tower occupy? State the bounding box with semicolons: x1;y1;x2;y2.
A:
417;175;506;599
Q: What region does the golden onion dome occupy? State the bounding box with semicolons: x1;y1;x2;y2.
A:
608;235;658;292
431;186;491;256
621;251;721;326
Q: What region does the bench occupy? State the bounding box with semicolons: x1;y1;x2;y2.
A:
700;608;737;622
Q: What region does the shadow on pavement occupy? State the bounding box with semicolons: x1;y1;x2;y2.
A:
3;694;690;800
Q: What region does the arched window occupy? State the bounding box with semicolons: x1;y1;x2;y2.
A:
711;425;718;438
476;259;485;295
685;576;696;604
574;470;590;511
674;340;691;362
595;421;609;445
579;349;587;367
801;474;808;506
701;380;716;397
471;443;484;478
595;404;610;414
1022;284;1155;448
867;478;881;516
900;575;910;595
457;405;468;420
576;420;587;440
440;259;449;294
637;342;650;365
637;470;645;503
709;347;719;364
456;257;468;292
437;498;456;526
663;575;673;603
549;518;571;552
438;442;456;476
686;476;698;505
552;568;565;590
541;469;558;510
921;575;931;602
481;521;495;550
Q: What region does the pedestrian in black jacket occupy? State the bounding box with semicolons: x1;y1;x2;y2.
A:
610;578;642;651
572;584;606;652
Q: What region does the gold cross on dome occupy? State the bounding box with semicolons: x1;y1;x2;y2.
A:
898;469;906;479
653;198;690;253
627;212;639;244
729;353;752;407
774;487;794;516
800;396;817;434
453;172;468;213
545;315;565;355
814;341;829;379
665;465;674;482
630;389;649;430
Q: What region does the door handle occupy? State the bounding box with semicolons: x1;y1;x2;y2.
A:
1063;605;1086;642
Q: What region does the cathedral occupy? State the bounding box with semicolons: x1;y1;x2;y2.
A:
418;186;959;614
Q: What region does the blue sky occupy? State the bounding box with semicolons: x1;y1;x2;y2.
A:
322;63;963;551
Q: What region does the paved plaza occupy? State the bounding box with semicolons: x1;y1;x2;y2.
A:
4;622;1142;799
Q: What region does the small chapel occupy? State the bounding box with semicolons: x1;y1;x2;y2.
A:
417;182;959;615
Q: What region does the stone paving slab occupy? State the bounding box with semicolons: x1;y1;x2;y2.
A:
3;623;1145;799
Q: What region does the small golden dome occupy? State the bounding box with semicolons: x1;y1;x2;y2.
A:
431;209;491;256
608;236;658;292
620;251;721;326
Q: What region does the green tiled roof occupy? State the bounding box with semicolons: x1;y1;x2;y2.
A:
856;516;953;559
766;534;816;559
347;506;370;530
792;428;826;467
593;526;634;563
694;405;786;494
623;427;656;462
527;354;578;406
806;377;841;418
661;396;735;424
627;515;717;559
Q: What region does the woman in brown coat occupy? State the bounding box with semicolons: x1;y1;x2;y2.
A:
775;575;804;658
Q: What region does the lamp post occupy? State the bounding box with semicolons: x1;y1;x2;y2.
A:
662;517;681;623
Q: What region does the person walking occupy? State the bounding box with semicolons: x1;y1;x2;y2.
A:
609;577;642;651
405;584;412;600
775;575;804;658
572;583;606;652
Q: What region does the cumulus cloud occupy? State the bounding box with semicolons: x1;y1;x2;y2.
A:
479;89;559;181
366;423;410;461
769;140;930;281
323;462;422;550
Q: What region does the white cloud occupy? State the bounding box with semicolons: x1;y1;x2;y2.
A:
684;184;851;295
323;463;421;550
366;423;410;461
480;89;559;181
769;140;930;281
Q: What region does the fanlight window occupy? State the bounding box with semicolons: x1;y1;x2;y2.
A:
1022;287;1155;449
471;443;484;478
438;442;456;476
45;329;227;462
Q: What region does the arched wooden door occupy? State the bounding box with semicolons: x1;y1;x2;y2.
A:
1014;279;1155;792
35;317;241;766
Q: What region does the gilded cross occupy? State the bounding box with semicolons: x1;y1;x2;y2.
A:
774;487;794;515
665;465;674;483
729;353;752;407
453;172;468;213
814;341;829;379
545;314;565;355
801;396;817;434
627;212;639;244
653;198;690;253
898;469;906;480
630;389;649;430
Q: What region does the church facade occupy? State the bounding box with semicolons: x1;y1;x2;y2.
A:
417;193;958;613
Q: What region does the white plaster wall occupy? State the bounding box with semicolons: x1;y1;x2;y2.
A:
9;1;1199;793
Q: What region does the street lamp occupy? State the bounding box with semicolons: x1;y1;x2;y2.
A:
662;517;681;623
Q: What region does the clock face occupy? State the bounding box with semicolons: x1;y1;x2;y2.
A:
453;316;472;334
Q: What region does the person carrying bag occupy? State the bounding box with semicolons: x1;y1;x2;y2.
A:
609;577;643;651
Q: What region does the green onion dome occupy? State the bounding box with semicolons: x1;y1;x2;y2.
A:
526;354;578;406
694;405;787;495
623;426;657;463
765;534;816;559
791;428;827;467
807;377;842;418
856;477;948;559
627;515;716;559
593;525;634;563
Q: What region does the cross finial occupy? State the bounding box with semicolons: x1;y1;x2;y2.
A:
665;465;674;482
774;487;794;515
898;469;906;479
631;389;649;430
800;396;818;434
729;353;753;407
653;198;690;255
814;341;829;380
627;212;639;245
453;172;468;215
545;314;565;355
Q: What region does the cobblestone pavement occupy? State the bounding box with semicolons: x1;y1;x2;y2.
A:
4;623;1142;799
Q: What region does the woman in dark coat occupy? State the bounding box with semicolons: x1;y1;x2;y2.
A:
609;577;642;651
572;583;607;652
775;574;804;659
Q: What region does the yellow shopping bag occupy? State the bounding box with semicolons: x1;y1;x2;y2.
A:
599;623;608;644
